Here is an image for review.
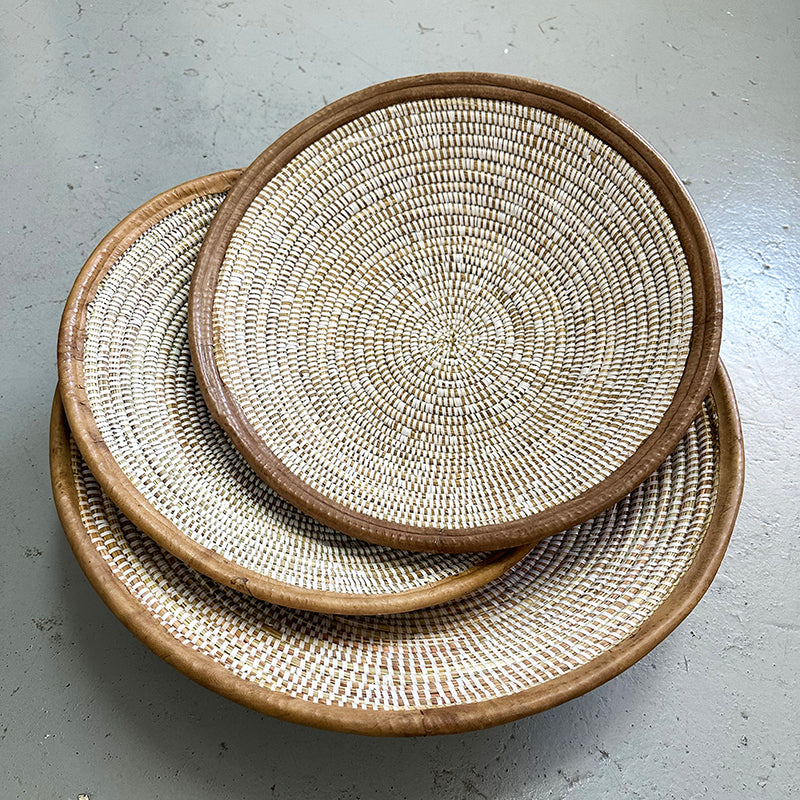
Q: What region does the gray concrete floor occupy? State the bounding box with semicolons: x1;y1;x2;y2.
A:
2;1;798;798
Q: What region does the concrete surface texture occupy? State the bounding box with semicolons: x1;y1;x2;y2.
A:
1;1;797;797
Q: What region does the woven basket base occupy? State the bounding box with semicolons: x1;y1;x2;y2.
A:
51;365;743;736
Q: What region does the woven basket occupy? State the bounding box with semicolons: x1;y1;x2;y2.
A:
191;72;722;552
51;365;743;736
57;172;529;614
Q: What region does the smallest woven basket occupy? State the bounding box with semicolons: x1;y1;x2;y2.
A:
190;72;722;553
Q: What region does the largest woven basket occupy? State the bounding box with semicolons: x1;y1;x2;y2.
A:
190;72;722;552
51;364;743;736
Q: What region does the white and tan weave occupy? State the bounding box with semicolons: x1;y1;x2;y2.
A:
63;389;720;730
78;190;513;610
212;96;694;531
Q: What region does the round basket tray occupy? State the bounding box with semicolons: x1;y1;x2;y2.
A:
190;72;722;552
57;171;530;614
51;364;743;736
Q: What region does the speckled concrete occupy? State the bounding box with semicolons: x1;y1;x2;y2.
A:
1;1;798;798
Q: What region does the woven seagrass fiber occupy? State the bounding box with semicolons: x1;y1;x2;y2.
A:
51;364;744;736
190;72;723;552
57;171;530;615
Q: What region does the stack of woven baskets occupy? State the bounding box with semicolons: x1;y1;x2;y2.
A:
52;73;744;736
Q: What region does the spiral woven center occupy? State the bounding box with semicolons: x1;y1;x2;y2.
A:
214;96;694;529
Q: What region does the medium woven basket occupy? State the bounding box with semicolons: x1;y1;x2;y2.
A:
57;172;529;614
190;72;722;552
51;365;743;736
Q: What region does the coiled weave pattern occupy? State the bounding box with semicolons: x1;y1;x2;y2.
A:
69;393;719;713
213;96;694;529
80;193;497;599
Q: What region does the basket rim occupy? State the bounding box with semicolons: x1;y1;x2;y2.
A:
56;170;531;614
50;363;744;736
189;72;723;552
